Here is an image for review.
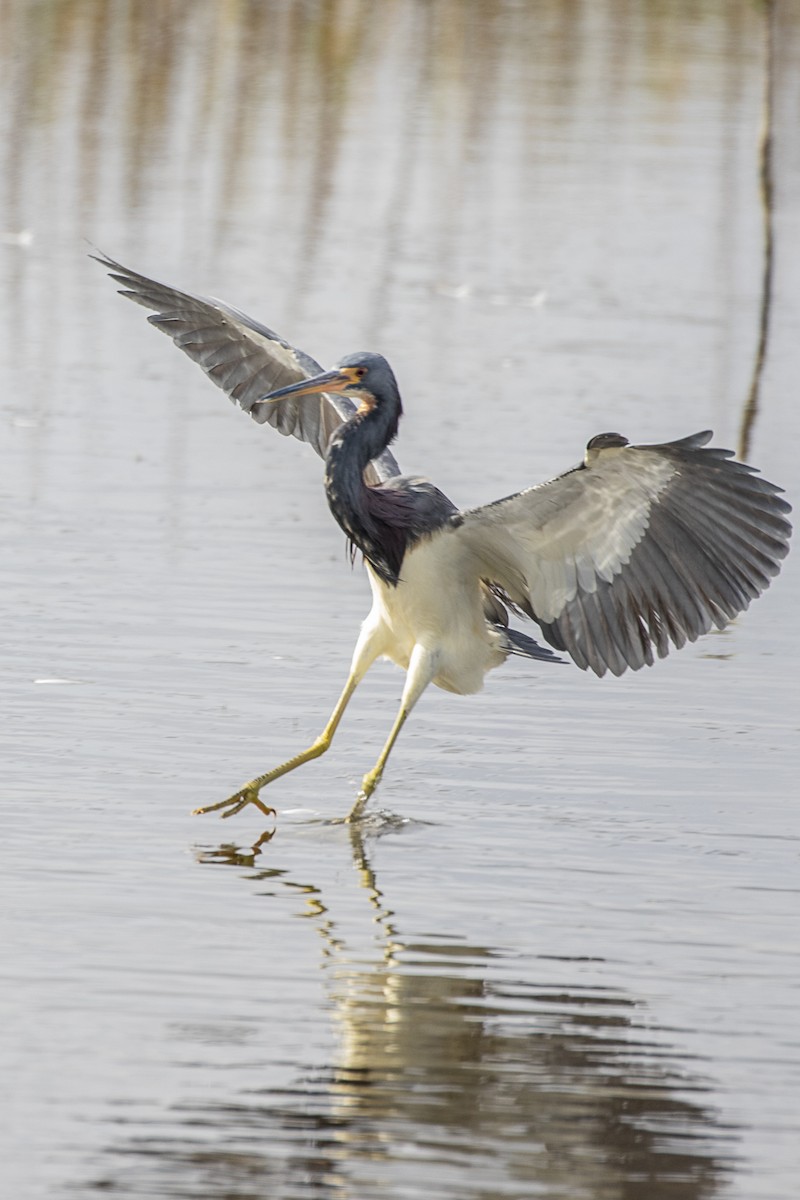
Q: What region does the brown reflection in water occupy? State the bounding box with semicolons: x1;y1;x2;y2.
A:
2;1;783;371
2;0;790;463
0;3;771;225
738;0;776;462
89;826;734;1200
0;0;786;513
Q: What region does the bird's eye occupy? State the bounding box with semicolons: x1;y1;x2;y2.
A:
355;368;366;379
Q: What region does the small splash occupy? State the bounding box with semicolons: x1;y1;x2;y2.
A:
434;281;547;309
33;677;82;685
320;808;435;835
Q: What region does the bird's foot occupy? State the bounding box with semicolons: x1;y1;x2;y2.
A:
193;783;277;821
345;768;383;823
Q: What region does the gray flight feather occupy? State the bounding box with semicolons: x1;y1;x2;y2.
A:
447;431;791;677
92;254;400;486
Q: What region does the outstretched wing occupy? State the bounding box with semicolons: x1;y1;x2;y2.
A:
93;253;400;484
449;431;791;677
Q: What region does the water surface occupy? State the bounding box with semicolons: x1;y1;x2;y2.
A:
1;3;798;1198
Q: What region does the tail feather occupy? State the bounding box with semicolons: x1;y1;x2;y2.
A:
503;626;565;664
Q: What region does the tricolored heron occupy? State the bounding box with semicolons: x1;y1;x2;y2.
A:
95;255;791;823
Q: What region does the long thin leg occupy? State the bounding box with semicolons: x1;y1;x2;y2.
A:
346;643;437;823
194;621;386;819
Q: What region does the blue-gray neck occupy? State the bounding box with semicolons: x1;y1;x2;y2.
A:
324;399;404;584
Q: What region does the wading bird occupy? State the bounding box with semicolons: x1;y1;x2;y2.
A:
96;255;791;822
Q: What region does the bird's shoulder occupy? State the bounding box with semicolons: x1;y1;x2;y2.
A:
369;474;457;533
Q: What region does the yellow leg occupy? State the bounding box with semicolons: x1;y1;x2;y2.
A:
346;706;411;823
194;670;362;820
345;642;437;823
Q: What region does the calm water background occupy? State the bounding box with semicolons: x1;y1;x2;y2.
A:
1;2;799;1198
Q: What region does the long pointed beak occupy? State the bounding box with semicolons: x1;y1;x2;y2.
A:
254;367;356;406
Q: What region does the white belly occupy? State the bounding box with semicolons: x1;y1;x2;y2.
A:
363;536;506;695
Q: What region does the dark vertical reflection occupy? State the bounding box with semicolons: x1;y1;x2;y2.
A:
270;0;363;323
0;0;773;369
738;0;775;461
83;829;735;1199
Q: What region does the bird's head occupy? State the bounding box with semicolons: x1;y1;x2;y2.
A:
254;351;401;415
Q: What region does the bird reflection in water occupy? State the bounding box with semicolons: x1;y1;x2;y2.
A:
88;828;736;1200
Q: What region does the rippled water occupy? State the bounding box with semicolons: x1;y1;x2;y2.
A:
2;2;799;1198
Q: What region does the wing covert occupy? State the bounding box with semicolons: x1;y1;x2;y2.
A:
450;431;791;677
93;254;400;484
